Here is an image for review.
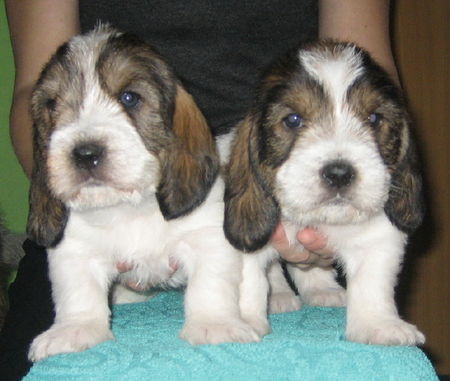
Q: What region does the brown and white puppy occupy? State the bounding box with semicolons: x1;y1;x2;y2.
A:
224;41;425;345
27;26;260;362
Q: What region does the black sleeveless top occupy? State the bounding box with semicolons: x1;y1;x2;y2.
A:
79;0;318;135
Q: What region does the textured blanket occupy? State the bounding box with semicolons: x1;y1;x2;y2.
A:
25;291;437;381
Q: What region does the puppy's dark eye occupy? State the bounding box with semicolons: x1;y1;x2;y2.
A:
368;113;383;128
119;91;140;109
283;113;304;129
46;98;56;111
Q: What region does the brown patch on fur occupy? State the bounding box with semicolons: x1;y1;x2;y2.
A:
224;114;280;252
258;80;329;167
156;85;219;219
384;125;424;233
96;32;176;152
27;133;68;248
347;78;405;167
172;87;215;154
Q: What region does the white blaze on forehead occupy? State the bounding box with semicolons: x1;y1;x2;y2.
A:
70;35;123;120
62;37;137;142
299;45;364;112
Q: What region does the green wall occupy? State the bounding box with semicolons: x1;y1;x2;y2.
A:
0;3;29;232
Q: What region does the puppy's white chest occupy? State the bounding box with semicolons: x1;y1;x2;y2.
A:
78;201;164;252
57;199;179;287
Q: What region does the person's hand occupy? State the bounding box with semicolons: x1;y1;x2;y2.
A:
271;224;334;267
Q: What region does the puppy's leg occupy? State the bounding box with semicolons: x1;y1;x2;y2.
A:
178;228;260;344
28;249;114;362
287;265;346;307
267;261;302;313
239;250;277;336
341;215;425;346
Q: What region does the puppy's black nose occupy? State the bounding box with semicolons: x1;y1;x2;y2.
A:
321;161;356;188
72;143;104;170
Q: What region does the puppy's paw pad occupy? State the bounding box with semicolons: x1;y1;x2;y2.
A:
28;322;113;362
347;318;425;346
180;319;260;345
269;292;302;313
303;287;346;307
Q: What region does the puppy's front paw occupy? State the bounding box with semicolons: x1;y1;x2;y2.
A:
28;321;113;362
242;315;271;337
302;287;346;307
269;291;302;313
347;318;425;346
180;318;260;345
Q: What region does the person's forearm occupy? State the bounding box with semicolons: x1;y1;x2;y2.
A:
9;86;34;177
319;0;399;84
6;0;80;177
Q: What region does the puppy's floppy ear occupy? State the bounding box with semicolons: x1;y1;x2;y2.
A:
27;125;68;248
384;120;424;233
156;85;219;219
224;115;280;252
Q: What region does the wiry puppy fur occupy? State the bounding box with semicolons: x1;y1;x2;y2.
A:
27;26;260;362
224;41;425;346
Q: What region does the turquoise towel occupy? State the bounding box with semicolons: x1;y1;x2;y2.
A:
25;291;438;381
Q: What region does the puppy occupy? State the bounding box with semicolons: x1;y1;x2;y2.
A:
224;41;425;346
27;26;260;362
